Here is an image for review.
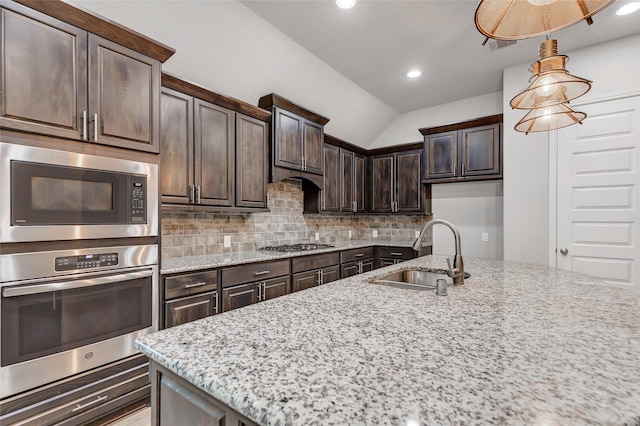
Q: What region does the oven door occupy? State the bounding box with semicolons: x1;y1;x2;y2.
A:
0;266;157;398
0;142;158;242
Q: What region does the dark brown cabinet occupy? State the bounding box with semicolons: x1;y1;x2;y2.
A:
340;247;374;278
163;270;218;329
271;106;323;175
0;2;163;153
160;80;268;209
421;116;502;183
370;149;423;213
221;260;291;312
375;246;417;269
340;149;366;213
321;144;341;211
291;252;340;292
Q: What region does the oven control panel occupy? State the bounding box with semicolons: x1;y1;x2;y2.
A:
55;253;119;271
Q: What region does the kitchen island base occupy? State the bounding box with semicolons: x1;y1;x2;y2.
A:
150;362;257;426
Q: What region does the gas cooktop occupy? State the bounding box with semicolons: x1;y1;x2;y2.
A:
259;243;335;252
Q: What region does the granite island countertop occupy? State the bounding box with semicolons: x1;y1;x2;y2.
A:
161;240;423;274
137;255;640;425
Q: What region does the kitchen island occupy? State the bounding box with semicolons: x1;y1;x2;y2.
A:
136;255;640;425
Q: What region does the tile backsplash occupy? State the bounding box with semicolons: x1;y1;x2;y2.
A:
162;179;431;259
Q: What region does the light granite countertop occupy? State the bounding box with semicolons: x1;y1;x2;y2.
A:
161;240;422;274
137;255;640;425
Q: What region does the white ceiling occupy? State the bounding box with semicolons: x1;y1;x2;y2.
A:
240;0;640;114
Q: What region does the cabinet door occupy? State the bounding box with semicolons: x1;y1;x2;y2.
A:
273;107;302;170
354;154;366;213
88;34;160;153
222;283;259;312
236;114;268;208
424;131;457;179
194;99;234;206
159;374;225;426
322;144;340;211
292;270;319;293
459;123;501;177
0;4;88;140
160;88;194;204
341;150;354;212
340;262;360;279
396;150;423;213
379;259;396;269
370;154;394;213
164;292;217;329
303;120;324;174
321;265;340;284
361;259;374;274
262;276;290;301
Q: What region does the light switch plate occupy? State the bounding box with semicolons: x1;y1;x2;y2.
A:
348;230;352;238
315;232;320;241
372;230;378;238
482;232;489;242
224;235;231;248
415;230;420;238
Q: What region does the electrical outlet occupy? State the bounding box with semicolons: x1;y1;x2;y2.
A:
372;230;378;238
315;232;320;241
224;235;231;248
415;230;420;238
348;230;352;238
482;232;489;242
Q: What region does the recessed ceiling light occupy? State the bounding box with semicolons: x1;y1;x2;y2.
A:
616;2;640;15
336;0;356;9
407;70;422;79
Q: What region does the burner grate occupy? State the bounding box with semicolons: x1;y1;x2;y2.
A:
260;243;335;252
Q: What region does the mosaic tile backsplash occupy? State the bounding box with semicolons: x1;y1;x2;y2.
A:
162;180;431;259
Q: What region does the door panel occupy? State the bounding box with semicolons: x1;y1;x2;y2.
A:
556;96;639;293
341;150;354;212
371;155;394;213
322;145;340;211
460;124;501;176
303;121;323;174
222;283;259;312
236;114;268;208
354;154;366;212
396;150;422;212
292;271;318;292
262;276;290;300
274;109;302;170
425;131;457;179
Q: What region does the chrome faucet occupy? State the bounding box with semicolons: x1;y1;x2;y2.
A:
413;218;465;285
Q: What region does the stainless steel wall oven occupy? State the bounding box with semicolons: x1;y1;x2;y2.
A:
0;142;158;243
0;244;158;398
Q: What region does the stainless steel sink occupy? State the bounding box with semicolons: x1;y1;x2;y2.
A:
372;269;452;291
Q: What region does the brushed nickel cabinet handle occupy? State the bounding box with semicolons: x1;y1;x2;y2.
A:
355;253;365;257
174;300;209;311
82;111;88;141
257;282;263;301
213;292;219;314
93;113;98;142
254;270;270;276
195;185;201;204
390;252;403;256
184;281;208;289
72;395;107;413
189;185;195;204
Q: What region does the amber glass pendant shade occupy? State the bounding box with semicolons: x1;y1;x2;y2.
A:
514;103;587;134
475;0;614;40
510;40;592;109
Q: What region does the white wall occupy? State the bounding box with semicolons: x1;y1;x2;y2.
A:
67;0;397;148
369;91;503;148
431;181;504;260
503;34;640;264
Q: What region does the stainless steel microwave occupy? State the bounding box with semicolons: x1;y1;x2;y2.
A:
0;142;158;243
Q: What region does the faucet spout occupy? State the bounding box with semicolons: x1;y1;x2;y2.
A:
413;218;465;284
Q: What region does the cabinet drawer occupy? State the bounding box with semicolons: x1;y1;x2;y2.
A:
340;247;374;263
377;246;416;260
164;270;217;300
291;252;340;273
221;260;290;288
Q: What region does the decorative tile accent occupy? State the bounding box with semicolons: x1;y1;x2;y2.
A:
162;180;430;259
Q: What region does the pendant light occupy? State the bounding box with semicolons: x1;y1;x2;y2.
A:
514;102;587;134
475;0;615;40
510;39;591;109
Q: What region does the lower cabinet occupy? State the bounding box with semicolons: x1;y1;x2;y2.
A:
163;270;218;329
221;260;291;312
291;252;340;292
152;362;257;426
340;247;374;278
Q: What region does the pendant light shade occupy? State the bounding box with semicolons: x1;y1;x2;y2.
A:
514;102;587;134
510;39;592;109
475;0;614;40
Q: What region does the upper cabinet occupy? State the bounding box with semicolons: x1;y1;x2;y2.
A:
370;148;424;214
340;149;365;213
259;93;330;189
421;115;502;183
0;0;174;153
321;144;341;212
160;74;269;210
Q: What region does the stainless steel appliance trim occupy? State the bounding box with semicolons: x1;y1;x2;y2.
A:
0;245;157;283
0;142;159;243
3;270;153;297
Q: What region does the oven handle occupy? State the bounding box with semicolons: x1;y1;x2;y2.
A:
2;270;153;297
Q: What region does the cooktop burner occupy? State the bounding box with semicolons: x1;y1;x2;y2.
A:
260;243;335;252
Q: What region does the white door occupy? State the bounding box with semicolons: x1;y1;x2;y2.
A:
556;95;640;293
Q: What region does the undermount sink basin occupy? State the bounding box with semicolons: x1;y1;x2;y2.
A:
372;268;471;291
372;269;451;291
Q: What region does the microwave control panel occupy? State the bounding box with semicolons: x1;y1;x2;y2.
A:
130;175;146;223
55;253;119;271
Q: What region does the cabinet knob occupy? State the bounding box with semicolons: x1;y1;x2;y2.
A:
560;248;569;256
